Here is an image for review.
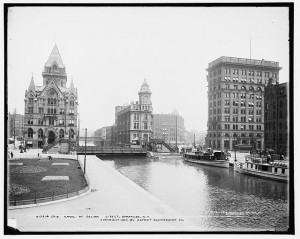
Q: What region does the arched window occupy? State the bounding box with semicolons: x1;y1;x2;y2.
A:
54;98;57;105
241;133;246;138
53;65;57;71
242;140;247;144
48;98;50;105
257;134;261;137
225;133;230;137
249;133;253;137
233;133;238;138
249;86;254;90
241;86;246;90
59;129;64;138
69;129;75;139
28;128;33;138
38;129;43;138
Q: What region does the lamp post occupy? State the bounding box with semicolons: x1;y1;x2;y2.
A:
84;128;87;175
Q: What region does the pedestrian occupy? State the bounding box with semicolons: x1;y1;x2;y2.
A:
38;153;40;159
10;151;13;159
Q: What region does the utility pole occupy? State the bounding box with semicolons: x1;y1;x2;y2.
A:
77;113;80;147
194;133;196;148
175;116;178;153
84;128;87;175
13;108;16;149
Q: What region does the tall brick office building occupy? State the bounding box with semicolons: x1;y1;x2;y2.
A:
206;56;281;151
264;79;288;155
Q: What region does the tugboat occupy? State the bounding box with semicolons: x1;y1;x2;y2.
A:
183;148;229;168
234;154;288;182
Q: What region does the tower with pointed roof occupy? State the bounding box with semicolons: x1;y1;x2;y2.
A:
115;80;153;145
24;44;78;151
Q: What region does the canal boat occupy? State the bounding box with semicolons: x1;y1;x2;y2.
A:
234;155;288;182
183;150;229;168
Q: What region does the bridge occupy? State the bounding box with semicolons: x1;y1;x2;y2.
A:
76;146;147;156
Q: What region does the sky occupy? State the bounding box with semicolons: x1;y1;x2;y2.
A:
7;6;290;132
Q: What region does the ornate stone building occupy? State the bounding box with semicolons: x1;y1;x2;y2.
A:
206;56;281;151
24;44;78;149
115;80;153;145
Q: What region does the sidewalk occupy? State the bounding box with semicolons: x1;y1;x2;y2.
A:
8;154;201;232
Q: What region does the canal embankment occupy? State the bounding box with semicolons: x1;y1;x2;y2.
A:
7;151;200;232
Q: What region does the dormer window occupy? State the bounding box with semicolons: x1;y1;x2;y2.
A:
53;65;57;71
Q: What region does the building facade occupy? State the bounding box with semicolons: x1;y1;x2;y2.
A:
115;80;153;145
94;126;114;146
264;79;288;155
8;113;25;141
206;56;281;151
153;109;185;145
24;44;78;148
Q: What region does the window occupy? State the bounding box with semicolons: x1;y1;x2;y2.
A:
28;119;33;125
134;122;139;129
49;117;55;125
27;128;33;138
241;101;245;107
226;84;229;89
59;129;64;138
234;85;238;89
144;122;148;130
249;94;254;99
28;107;33;113
241;125;246;130
38;129;43;138
256;117;262;123
38;108;44;114
233;108;238;114
69;119;75;126
241;109;246;114
233;101;239;106
249;109;254;115
224;108;230;114
59;120;64;126
225;100;230;106
257;125;262;130
248;117;254;123
70;100;74;106
241;117;246;122
233;124;238;130
38;119;44;125
69;109;74;115
241;86;246;90
233;116;238;122
225;116;230;121
225;124;230;130
241;93;246;99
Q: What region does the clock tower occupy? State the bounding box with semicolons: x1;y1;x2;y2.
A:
139;79;152;104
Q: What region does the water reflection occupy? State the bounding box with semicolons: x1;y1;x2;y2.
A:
100;156;288;231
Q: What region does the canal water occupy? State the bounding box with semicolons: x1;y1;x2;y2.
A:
99;155;289;231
